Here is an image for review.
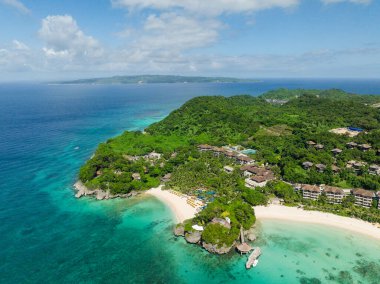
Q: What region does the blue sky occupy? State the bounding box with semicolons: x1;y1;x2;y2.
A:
0;0;379;81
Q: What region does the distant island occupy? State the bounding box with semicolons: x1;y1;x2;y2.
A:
59;75;258;85
75;88;380;256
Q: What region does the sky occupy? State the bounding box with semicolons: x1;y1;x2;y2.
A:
0;0;379;81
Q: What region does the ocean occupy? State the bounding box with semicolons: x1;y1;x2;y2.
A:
1;80;380;284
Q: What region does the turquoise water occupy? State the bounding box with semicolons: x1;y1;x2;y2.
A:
1;81;380;283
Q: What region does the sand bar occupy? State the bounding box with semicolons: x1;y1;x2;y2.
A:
146;186;197;223
255;205;380;240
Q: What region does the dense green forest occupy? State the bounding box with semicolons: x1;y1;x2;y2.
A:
78;88;380;250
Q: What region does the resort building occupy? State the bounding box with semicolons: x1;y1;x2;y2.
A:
315;144;324;150
352;189;376;208
198;144;213;151
316;164;327;173
369;165;380;175
323;186;345;204
346;160;366;173
301;184;321;200
331;165;340;174
244;167;275;188
161;173;172;183
223;166;234;173
132;173;141;180
212;147;226;156
241;165;262;177
331;148;342;155
147;152;162;159
307;141;316;146
236;155;254;165
302;161;313;170
346;142;358;149
358;144;372;152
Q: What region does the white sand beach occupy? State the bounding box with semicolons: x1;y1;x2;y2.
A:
146;186;197;223
255;205;380;240
146;187;380;239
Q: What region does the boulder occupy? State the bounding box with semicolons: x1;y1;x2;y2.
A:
202;242;235;254
245;227;257;242
185;231;202;244
174;224;185;237
96;190;106;200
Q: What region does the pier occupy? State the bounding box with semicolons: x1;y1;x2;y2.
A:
246;247;262;269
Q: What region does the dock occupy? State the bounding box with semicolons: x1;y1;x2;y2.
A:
246;247;261;269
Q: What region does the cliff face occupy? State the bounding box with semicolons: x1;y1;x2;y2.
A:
202;242;236;254
74;181;138;200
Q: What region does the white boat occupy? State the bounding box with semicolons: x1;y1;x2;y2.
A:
252;259;259;267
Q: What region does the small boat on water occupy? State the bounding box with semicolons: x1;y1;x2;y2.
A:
246;247;261;269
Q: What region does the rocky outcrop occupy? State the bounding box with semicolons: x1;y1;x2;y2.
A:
174;224;185;237
74;181;139;200
202;241;235;254
245;227;257;242
185;231;202;244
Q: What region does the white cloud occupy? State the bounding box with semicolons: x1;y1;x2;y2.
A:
112;0;300;15
1;0;30;14
12;40;29;50
140;13;221;50
39;15;103;60
322;0;371;4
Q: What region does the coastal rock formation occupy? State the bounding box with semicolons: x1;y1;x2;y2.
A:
74;181;138;200
174;224;185;237
185;231;202;244
245;227;257;242
96;190;106;200
202;242;235;254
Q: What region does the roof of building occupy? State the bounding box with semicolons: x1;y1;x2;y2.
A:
251;176;267;183
352;189;376;198
359;144;372;149
302;161;314;167
236;243;253;253
324;186;344;194
331;148;342;153
198;144;212;149
223;166;234;171
316;164;327;169
315;144;324;149
332;165;340;172
307;141;316;145
346;142;358;146
237;155;253;162
302;184;321;192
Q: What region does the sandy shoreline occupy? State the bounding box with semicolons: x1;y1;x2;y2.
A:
146;186;197;223
254;205;380;240
145;187;380;239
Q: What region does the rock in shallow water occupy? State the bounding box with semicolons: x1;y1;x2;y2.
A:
174;224;185;237
185;231;202;244
202;242;235;254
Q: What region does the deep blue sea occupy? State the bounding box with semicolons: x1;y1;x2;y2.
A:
1;80;380;284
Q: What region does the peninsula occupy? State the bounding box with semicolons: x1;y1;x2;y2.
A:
76;88;380;254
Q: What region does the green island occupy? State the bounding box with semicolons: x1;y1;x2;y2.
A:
60;75;257;84
76;88;380;255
